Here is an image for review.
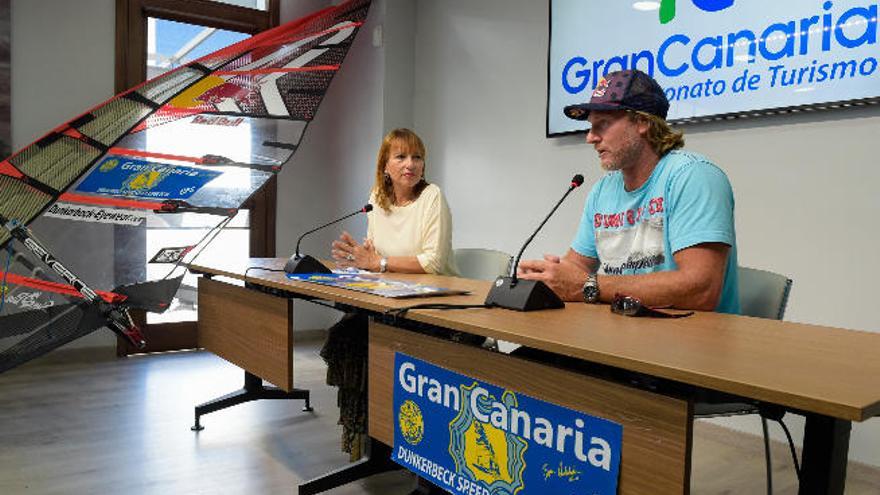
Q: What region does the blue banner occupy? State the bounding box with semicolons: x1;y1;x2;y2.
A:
392;354;622;495
76;156;221;199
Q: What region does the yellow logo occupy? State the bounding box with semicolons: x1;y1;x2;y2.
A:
463;420;515;485
399;399;424;446
449;383;527;493
100;159;119;172
126;170;163;191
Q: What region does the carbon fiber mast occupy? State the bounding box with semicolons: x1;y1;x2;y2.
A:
0;213;145;348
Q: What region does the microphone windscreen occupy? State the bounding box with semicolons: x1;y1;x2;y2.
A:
571;174;585;187
363;204;374;212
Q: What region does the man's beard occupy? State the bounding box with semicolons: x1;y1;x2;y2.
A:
600;135;644;172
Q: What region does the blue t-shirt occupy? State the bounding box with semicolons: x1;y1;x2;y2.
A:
571;150;740;314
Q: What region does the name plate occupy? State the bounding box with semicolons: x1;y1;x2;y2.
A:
392;353;622;495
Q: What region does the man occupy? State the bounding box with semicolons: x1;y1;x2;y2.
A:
520;69;739;313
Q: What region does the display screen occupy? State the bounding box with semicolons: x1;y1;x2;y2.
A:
548;0;880;135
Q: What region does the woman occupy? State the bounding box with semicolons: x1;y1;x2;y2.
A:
330;128;457;276
322;128;457;461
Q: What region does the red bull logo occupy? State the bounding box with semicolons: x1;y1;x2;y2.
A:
192;115;245;127
592;77;609;98
169;75;257;109
196;82;247;105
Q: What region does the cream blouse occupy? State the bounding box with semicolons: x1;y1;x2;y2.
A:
367;184;458;276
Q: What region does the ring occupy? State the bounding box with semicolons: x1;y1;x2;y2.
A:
347;254;354;261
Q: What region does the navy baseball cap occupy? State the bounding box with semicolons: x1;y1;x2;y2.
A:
564;69;670;121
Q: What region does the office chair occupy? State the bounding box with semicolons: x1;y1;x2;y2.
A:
695;266;794;494
451;248;514;351
452;248;513;281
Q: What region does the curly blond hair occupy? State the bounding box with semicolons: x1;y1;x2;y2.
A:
628;110;685;156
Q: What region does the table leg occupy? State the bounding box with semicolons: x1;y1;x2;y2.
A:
298;437;399;494
798;414;851;495
191;370;311;431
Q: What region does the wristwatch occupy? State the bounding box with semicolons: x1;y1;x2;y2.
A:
582;273;600;303
379;257;388;273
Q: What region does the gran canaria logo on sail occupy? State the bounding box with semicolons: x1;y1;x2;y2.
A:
397;360;615;474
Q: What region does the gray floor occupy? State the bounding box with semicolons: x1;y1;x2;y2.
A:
0;338;877;494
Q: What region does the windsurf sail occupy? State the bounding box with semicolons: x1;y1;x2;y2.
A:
0;0;371;373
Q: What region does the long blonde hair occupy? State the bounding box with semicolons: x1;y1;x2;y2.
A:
373;128;429;212
628;110;685;156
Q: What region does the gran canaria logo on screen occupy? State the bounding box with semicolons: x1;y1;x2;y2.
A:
550;0;880;133
392;354;622;495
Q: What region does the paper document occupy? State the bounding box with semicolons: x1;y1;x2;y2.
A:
286;272;469;299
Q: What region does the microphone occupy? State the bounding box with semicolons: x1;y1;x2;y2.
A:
284;204;373;274
484;174;584;311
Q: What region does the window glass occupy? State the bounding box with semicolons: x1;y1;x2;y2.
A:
147;18;250;78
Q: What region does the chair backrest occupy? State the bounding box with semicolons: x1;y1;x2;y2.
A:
737;266;793;320
453;248;513;281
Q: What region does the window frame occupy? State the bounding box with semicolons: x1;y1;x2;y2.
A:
116;0;279;92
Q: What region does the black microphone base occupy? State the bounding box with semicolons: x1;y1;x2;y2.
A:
484;277;565;311
284;254;332;274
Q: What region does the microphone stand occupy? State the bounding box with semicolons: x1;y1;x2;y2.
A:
284;205;372;274
484;175;583;311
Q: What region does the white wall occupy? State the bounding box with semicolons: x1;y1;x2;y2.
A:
413;0;589;258
410;0;880;468
381;0;415;131
11;0;115;149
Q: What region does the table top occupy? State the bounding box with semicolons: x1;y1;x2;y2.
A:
189;257;880;422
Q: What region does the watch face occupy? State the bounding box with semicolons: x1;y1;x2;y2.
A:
583;287;596;302
583;279;599;303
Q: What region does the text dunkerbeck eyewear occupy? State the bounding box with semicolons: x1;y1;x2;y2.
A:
611;294;694;319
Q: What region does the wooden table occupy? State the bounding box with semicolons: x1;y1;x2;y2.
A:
189;257;880;495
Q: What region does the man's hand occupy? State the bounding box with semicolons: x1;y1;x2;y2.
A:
518;254;589;302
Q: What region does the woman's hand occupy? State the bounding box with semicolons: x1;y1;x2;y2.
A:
331;231;382;271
